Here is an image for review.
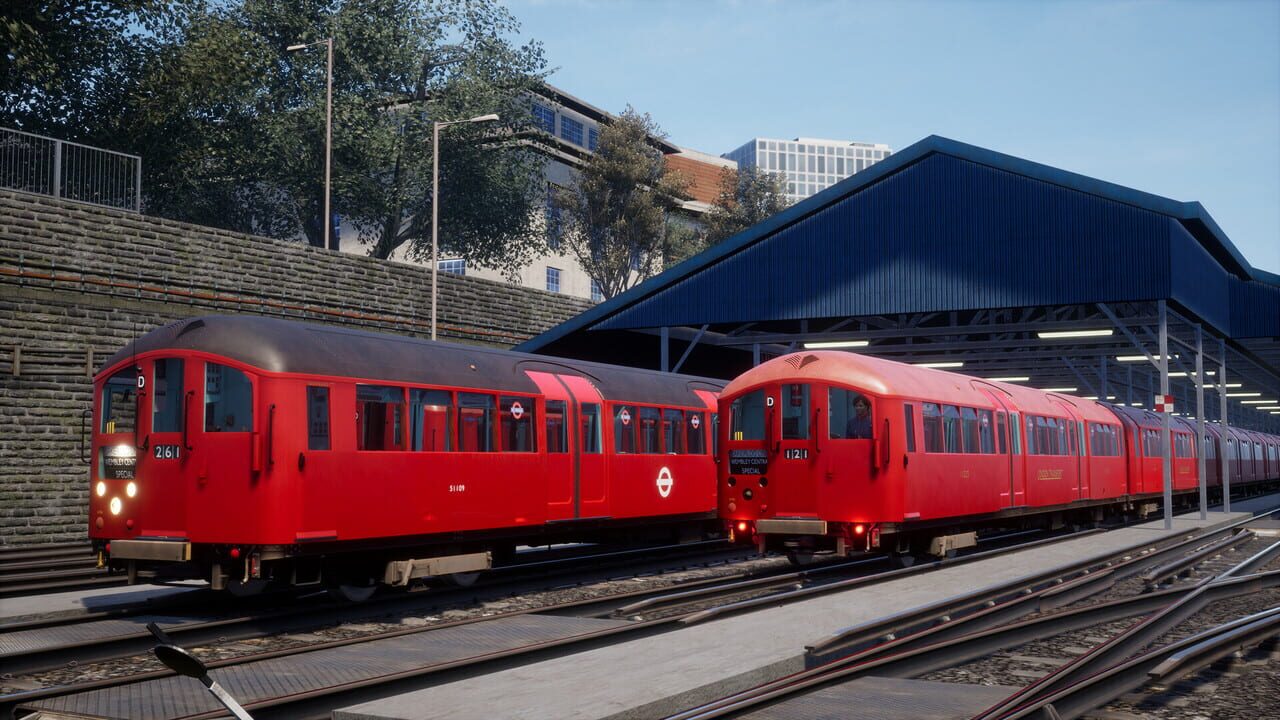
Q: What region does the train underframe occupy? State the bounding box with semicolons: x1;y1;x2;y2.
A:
740;479;1279;566
95;512;720;600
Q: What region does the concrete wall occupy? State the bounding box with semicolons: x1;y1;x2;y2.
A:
0;190;592;546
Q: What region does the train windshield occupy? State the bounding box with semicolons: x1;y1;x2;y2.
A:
729;390;766;441
829;387;873;440
101;367;139;434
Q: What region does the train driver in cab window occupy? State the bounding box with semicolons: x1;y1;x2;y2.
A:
829;387;873;440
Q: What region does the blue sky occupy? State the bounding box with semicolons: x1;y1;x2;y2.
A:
510;0;1280;273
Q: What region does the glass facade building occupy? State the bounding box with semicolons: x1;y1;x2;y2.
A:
722;137;892;205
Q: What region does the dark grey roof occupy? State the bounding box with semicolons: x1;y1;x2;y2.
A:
101;316;722;406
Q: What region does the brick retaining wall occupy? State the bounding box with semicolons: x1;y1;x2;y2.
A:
0;190;592;546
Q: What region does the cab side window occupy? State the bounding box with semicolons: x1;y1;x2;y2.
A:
205;363;253;432
829;387;873;440
729;390;766;441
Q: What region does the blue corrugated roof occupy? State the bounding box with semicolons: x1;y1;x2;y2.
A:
517;135;1278;352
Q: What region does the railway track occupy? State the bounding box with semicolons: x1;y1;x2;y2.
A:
663;509;1280;720
0;544;120;598
0;522;1218;720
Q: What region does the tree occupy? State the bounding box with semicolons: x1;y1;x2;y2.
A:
556;107;688;300
4;0;551;274
703;164;790;246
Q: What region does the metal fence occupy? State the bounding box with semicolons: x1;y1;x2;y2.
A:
0;127;142;212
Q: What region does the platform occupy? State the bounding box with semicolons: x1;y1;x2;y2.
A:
334;510;1250;720
0;581;205;622
735;676;1016;720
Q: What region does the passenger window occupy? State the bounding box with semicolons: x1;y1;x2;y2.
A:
996;412;1007;454
411;389;452;451
830;387;873;440
1024;416;1037;455
922;403;943;453
101;367;139;434
686;411;706;454
961;407;980;454
457;393;495;452
729;390;766;441
546;400;568;454
781;384;809;439
152;359;185;432
639;407;662;453
943;405;961;453
614;405;636;453
903;404;916;453
356;384;404;450
205;363;253;432
500;396;536;452
306;386;330;450
979;409;995;454
581;403;602;454
663;409;685;454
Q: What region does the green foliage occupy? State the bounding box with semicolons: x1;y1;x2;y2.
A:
703;164;790;246
2;0;549;272
556;107;688;300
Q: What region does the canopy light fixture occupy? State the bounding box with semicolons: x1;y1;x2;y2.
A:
803;340;869;349
1223;383;1242;388
1227;392;1261;398
1037;329;1113;339
1042;387;1078;393
1168;371;1216;378
1115;354;1176;362
1240;399;1277;405
1083;396;1118;400
985;376;1030;382
914;361;964;369
1257;405;1280;411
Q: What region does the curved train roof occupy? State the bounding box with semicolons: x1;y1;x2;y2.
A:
100;316;723;407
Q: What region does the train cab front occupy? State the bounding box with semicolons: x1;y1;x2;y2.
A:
719;360;892;562
90;355;265;585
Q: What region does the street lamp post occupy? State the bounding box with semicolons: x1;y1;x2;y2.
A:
431;113;499;341
287;38;335;251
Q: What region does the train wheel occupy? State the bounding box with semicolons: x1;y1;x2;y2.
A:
444;572;481;588
226;578;269;597
785;550;816;567
329;580;378;603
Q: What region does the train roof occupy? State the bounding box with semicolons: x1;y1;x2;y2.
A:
723;351;1119;422
100;316;723;407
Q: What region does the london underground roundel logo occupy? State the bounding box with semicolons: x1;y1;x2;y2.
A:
657;466;673;498
690;415;700;429
620;409;631;425
510;401;524;420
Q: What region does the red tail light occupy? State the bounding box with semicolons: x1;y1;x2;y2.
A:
229;547;241;559
737;521;749;533
105;542;111;554
854;524;865;536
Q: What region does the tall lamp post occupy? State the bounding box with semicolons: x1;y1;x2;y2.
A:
287;38;335;251
431;113;499;340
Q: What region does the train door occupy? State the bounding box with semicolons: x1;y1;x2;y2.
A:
524;371;575;521
130;357;190;538
188;360;258;541
975;386;1023;507
1049;400;1085;500
774;383;819;516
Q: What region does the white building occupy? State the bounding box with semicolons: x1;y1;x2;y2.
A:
341;84;733;302
722;137;892;205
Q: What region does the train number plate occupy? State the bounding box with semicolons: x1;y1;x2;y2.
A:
153;444;182;460
729;449;768;475
783;448;808;460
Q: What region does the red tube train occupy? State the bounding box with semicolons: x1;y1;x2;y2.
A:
90;316;722;598
718;351;1280;561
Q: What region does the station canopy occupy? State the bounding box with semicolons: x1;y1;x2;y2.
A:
518;136;1280;432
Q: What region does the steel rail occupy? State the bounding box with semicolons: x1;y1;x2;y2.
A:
0;541;751;677
662;569;1280;720
972;537;1280;720
662;511;1276;720
2;528;1106;720
1004;606;1280;720
1137;530;1256;587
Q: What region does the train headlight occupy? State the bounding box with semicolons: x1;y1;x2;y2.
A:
126;482;137;498
96;481;106;497
109;497;122;515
